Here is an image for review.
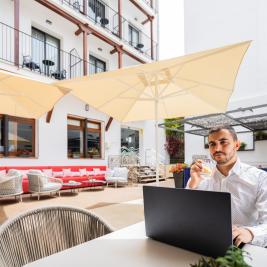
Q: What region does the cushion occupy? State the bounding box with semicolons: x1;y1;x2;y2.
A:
79;168;87;176
0;170;6;176
42;182;62;192
53;171;63;178
42;169;53;177
71;171;81;177
93;168;101;174
113;167;128;178
62;168;72;177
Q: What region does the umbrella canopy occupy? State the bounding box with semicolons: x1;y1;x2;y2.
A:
0;70;68;119
55;41;251;122
55;41;251;184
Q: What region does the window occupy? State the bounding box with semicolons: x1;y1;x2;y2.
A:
31;27;60;75
128;25;140;48
89;55;106;74
121;128;139;150
88;0;105;22
0;115;35;158
67;117;102;159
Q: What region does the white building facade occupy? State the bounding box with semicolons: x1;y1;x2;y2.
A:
0;0;167;166
184;0;267;166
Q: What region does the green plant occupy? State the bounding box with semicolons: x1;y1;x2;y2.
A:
238;142;247;151
190;246;251;267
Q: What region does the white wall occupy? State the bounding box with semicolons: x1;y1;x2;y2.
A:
0;0;163;167
184;0;267;166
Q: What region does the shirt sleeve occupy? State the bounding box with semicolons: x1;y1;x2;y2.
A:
246;171;267;247
185;177;210;190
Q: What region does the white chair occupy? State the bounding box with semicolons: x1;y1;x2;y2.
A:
105;167;129;188
0;170;23;201
27;170;63;200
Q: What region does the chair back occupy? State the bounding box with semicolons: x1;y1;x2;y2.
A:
23;55;31;64
0;170;23;196
27;170;47;191
0;206;113;267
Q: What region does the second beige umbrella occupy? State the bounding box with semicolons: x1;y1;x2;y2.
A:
0;70;68;119
56;41;251;184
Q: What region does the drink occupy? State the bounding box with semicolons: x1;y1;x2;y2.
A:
200;158;213;178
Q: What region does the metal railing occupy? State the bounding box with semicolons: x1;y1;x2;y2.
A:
0;22;105;79
59;0;158;60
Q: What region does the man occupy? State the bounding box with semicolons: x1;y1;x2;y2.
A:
187;125;267;247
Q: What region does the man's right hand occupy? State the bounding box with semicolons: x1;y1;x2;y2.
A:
188;160;203;189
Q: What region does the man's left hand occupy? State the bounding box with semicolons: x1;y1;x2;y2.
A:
232;225;254;246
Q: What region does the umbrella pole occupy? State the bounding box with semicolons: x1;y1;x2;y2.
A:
155;78;159;186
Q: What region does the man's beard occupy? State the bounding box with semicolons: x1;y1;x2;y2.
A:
213;150;235;165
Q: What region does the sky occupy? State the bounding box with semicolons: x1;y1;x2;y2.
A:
158;0;184;60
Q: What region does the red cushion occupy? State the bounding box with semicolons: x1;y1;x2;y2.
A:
3;165;106;193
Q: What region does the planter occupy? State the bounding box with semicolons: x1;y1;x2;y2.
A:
173;172;184;188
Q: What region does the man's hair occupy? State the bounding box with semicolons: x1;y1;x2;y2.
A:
208;125;238;141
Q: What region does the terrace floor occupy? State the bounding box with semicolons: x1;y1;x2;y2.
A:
0;179;174;230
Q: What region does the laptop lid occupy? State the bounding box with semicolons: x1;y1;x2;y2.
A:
143;186;232;258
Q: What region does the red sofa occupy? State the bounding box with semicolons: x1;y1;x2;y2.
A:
2;166;106;193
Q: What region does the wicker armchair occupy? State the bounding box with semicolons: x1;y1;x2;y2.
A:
0;170;23;201
27;170;63;200
0;205;113;267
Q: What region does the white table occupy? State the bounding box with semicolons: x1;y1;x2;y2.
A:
24;222;267;267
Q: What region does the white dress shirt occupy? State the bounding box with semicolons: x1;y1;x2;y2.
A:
186;158;267;247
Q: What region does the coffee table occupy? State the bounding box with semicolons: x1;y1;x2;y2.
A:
62;181;81;195
83;178;106;190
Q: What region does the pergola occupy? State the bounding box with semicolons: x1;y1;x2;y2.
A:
159;104;267;137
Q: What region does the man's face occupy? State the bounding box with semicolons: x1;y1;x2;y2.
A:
208;129;240;165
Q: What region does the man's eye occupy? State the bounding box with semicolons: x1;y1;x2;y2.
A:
209;143;215;147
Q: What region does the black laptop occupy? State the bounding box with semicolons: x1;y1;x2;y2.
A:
143;186;232;258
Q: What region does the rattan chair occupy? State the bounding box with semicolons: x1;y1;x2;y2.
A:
0;170;23;201
27;170;62;200
0;205;113;267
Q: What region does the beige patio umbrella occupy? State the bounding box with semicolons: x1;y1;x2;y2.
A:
0;70;68;118
55;41;251;184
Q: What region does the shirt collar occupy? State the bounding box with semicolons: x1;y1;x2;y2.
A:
214;157;241;178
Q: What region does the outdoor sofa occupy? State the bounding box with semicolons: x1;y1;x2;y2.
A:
0;166;106;193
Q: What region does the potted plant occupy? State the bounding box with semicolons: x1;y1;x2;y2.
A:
190;246;251;267
169;163;187;188
238;142;247;151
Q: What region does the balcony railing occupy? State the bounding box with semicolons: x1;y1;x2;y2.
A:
59;0;158;60
0;22;104;80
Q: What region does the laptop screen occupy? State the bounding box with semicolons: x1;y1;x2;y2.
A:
143;186;232;258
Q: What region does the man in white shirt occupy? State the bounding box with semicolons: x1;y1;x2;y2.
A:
187;126;267;247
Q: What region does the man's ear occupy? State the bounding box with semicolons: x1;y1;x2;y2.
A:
235;140;241;151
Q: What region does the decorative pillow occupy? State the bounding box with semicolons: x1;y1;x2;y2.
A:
93;168;101;174
71;171;81;177
62;168;72;177
42;169;53;177
79;168;87;176
53;171;63;178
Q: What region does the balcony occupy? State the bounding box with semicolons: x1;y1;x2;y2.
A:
0;22;104;80
59;0;158;60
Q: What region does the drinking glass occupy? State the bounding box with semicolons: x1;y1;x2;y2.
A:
200;158;213;178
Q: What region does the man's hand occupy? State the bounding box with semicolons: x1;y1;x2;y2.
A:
188;160;203;189
232;225;254;247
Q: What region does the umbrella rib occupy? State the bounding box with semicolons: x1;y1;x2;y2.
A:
97;80;144;109
158;65;185;98
115;78;152;98
171;76;231;92
160;84;200;100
